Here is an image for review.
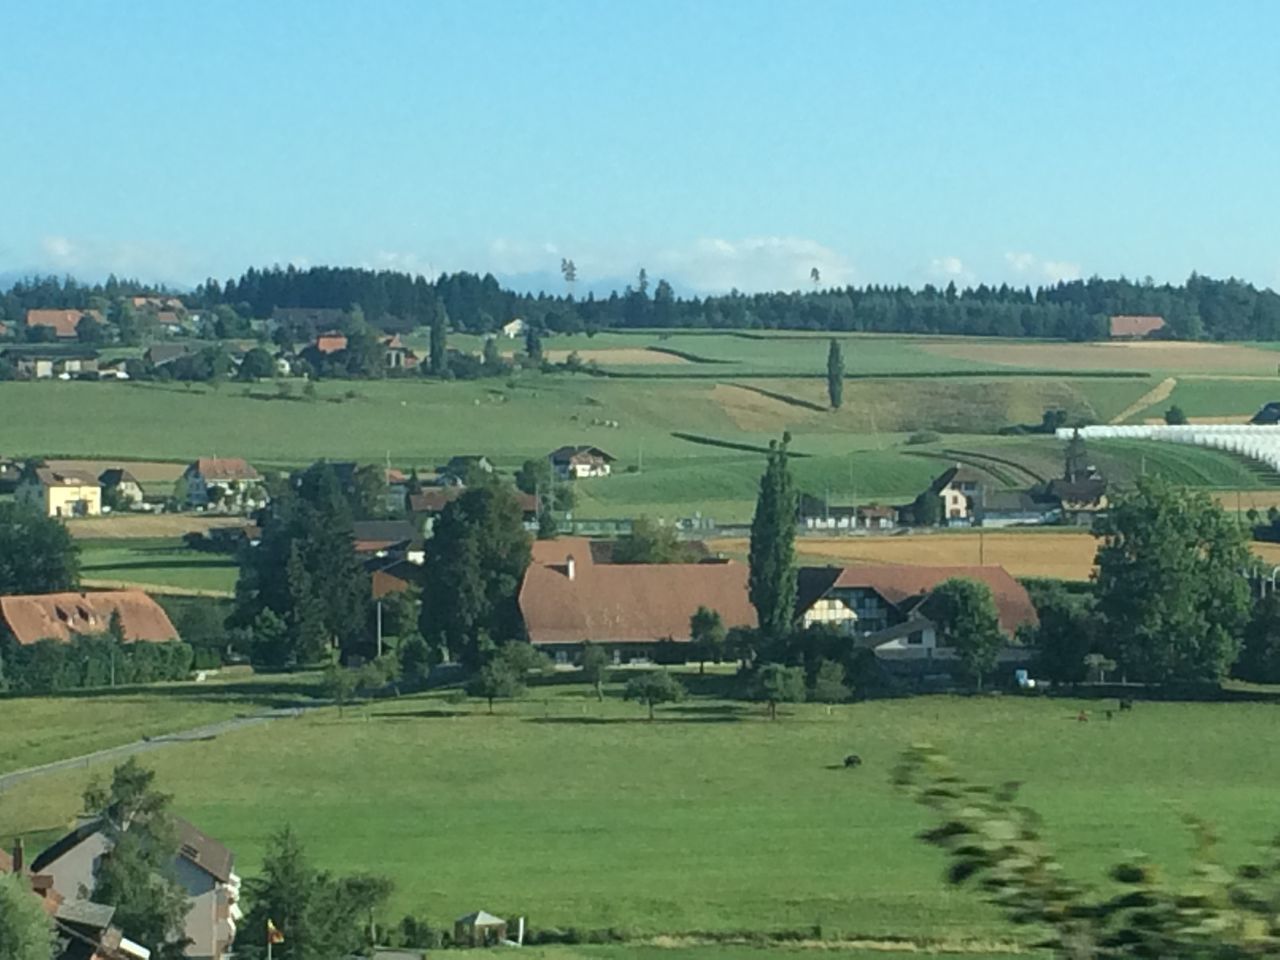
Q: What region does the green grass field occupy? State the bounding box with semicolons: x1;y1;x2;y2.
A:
2;678;1277;950
78;538;240;594
2;332;1277;528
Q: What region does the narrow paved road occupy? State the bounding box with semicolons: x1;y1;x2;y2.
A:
0;709;302;793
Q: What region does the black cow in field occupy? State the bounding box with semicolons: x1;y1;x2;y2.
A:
1119;698;1134;712
843;754;862;768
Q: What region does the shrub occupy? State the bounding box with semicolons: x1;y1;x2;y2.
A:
905;430;941;445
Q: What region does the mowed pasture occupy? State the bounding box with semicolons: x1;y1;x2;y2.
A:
2;689;1278;946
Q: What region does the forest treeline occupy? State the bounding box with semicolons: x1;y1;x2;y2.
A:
5;265;1280;341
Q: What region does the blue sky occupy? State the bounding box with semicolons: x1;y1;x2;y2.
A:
3;0;1279;294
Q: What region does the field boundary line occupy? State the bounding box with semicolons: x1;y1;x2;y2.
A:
1111;376;1176;424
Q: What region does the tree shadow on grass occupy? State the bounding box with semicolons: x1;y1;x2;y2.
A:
526;714;743;725
369;708;470;721
664;703;751;717
40;678;324;710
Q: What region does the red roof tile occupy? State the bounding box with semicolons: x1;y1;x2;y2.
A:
0;590;180;646
1109;315;1166;338
520;560;755;645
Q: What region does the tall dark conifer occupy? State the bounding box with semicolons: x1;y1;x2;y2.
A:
826;339;844;410
429;301;448;375
749;433;798;643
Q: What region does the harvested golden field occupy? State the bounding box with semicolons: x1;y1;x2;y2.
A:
543;348;687;365
923;340;1280;375
47;458;185;483
67;514;246;540
715;529;1280;581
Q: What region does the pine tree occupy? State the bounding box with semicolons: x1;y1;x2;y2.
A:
748;434;798;643
826;339;844;410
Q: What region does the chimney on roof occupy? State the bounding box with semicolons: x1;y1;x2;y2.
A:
566;555;576;581
13;837;24;873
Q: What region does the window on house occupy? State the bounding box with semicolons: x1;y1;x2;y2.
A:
907;632;924;645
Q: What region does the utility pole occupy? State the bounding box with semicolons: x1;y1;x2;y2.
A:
376;600;383;658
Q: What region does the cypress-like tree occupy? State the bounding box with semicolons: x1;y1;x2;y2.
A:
748;433;798;643
826;339;844;410
429;301;448;376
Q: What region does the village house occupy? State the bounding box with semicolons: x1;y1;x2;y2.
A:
352;520;426;564
16;466;102;518
519;547;756;663
145;343;193;368
1043;429;1108;525
30;817;240;960
312;330;348;355
501;318;527;338
549;445;615;479
439;455;494;484
182;458;265;512
795;563;1037;672
98;468;145;509
381;334;419;370
797;494;898;532
2;345;100;379
975;489;1059;528
131;295;186;312
1109;314;1166;339
25;308;104;340
0;590;179;649
924;465;986;524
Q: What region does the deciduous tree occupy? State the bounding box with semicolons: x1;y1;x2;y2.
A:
0;874;54;960
0;501;80;594
1095;477;1251;684
624;671;685;720
419;485;531;669
689;606;725;673
612;517;697;564
925;578;1004;690
580;642;610;700
752;662;805;719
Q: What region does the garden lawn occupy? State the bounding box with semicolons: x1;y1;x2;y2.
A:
2;689;1278;946
78;538;240;594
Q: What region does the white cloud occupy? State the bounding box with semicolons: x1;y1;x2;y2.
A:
927;255;975;286
1005;250;1082;284
41;235;77;265
364;251;440;277
654;235;855;294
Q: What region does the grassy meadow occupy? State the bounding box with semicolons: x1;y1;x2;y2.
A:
2;678;1279;948
78;537;239;595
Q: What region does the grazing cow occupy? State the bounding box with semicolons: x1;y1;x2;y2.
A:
843;754;862;768
1119;699;1134;712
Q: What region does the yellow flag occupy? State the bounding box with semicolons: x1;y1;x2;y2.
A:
267;919;284;944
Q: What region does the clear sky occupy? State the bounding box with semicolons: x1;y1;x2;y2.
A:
4;0;1279;294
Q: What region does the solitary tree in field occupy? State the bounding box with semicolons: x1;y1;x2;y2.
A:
580;642;610;701
826;338;844;410
753;663;806;720
749;434;798;643
689;606;726;673
466;658;523;714
624;671;685;720
429;301;449;376
323;665;359;717
1164;404;1188;425
0;875;54;960
924;578;1003;690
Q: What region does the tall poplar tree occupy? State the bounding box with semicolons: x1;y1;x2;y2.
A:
429;301;448;376
749;433;798;643
826;339;844;410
